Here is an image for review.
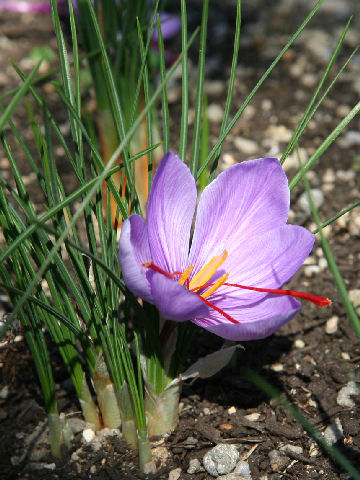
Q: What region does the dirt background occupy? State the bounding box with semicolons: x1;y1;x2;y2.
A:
1;1;360;479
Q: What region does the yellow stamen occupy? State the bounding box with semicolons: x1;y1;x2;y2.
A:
201;273;230;298
189;251;228;290
179;265;194;285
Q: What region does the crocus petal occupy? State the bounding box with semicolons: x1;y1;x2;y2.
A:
147;151;197;272
152;13;181;41
211;224;315;306
193;296;301;341
189;158;290;272
149;272;209;322
118;215;153;303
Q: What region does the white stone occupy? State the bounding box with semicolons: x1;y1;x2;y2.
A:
325;316;339;334
339;130;360;148
283;149;308;172
318;258;328;270
205;80;224;97
337;381;359;408
279;444;304;456
82;428;95;443
265;125;292;143
323;418;343;445
0;385;9;400
294;339;305;349
234;137;258;155
270;362;283;372
336;170;356;182
349;289;360;308
228;406;236;415
304;265;321;277
298;189;324;216
203;444;239;477
187;458;202;474
323;168;336;184
168;467;182;480
207;103;224;123
234;460;251;476
244;412;260;421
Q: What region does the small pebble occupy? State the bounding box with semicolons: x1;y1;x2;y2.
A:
207;103;224;123
203;407;211;415
298;189;324;216
318;258;328;270
187;458;202;474
304;265;321;277
0;385;9;400
233;136;258;155
82;428;95;443
336;170;356;182
228;406;236;415
205;80;224;97
322;168;336;183
270;362;283;372
279;444;304;455
341;352;351;360
339;130;360;148
244;412;260;421
337;381;359;408
168;467;182;480
294;339;305;349
203;444;239;477
234;460;251;476
325;316;339;334
309;443;319;457
323;417;343;445
349;289;360;308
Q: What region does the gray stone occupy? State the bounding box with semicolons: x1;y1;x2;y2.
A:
325;316;339;335
298;189;324;216
349;289;360;308
203;444;239;477
187;458;202;474
168;467;182;480
324;418;344;445
233;137;258;155
207;103;224;123
337;381;359;408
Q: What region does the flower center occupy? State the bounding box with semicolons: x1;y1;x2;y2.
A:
142;251;331;325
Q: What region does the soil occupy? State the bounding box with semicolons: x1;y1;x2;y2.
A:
1;1;360;479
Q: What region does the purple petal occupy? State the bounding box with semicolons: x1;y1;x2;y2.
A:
149;272;209;322
118;215;153;303
193;296;301;341
209;225;315;306
152;13;181;41
0;0;51;13
147;151;197;273
189;158;291;273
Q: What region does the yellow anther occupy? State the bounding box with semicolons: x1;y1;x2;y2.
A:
189;250;228;290
179;265;194;285
201;272;229;298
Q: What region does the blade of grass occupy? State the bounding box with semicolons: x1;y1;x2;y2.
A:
190;0;209;175
179;0;189;161
196;0;326;179
0;60;41;133
303;163;360;340
245;369;360;480
289;99;360;190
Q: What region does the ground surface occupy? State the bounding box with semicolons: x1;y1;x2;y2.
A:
1;1;360;479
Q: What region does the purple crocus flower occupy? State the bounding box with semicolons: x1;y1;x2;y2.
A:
119;152;330;341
